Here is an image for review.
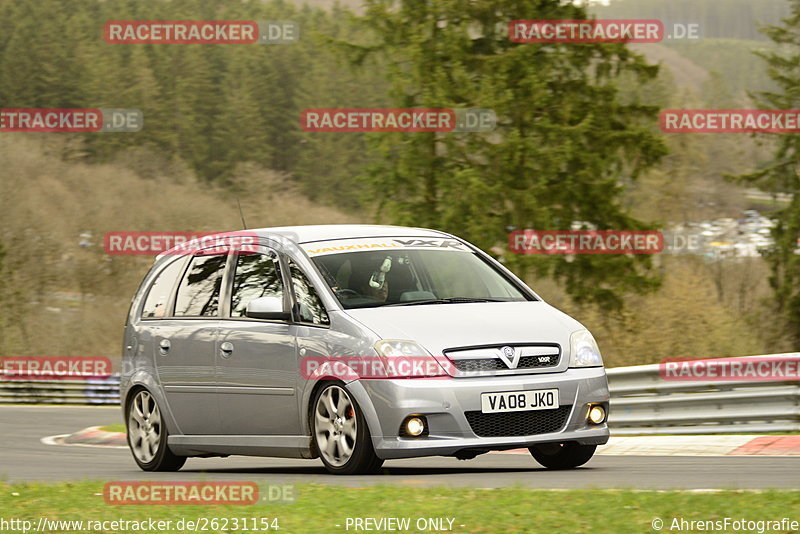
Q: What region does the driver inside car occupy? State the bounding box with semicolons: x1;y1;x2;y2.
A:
362;256;392;302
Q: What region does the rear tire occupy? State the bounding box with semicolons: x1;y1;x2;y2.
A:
312;383;384;475
529;442;596;469
127;388;186;472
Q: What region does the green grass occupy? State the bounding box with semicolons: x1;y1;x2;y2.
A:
97;424;125;433
1;482;799;533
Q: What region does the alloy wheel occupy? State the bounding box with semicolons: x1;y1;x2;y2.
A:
128;390;162;464
314;385;357;467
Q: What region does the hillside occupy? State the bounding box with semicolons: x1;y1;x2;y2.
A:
0;135;358;358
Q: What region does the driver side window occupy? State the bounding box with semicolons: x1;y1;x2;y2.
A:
230;251;284;318
288;260;329;326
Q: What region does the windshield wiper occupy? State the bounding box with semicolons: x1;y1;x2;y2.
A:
386;297;508;307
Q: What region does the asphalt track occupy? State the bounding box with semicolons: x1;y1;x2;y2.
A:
1;406;798;489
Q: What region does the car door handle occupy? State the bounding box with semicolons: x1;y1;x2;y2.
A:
158;339;171;355
220;342;234;358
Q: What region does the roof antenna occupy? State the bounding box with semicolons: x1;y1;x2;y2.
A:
236;197;248;230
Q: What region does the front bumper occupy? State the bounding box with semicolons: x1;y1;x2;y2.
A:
347;367;609;459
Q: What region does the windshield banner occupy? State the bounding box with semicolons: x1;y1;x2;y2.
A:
302;237;471;256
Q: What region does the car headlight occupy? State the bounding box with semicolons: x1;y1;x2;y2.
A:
373;340;447;378
374;340;430;357
569;330;603;368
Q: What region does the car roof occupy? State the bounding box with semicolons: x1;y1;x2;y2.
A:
155;225;455;260
247;224;452;244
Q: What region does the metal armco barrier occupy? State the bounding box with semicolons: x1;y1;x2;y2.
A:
0;374;120;405
2;354;799;435
607;353;800;435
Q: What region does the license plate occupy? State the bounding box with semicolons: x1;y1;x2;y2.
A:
480;389;559;414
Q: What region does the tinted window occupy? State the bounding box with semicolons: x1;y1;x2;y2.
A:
141;257;188;318
174;254;227;317
289;260;329;325
231;251;283;318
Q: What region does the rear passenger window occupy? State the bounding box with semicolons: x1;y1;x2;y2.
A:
230;251;283;317
174;254;227;317
141;257;188;319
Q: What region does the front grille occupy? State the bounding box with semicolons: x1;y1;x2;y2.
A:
453;359;506;372
453;354;560;372
518;355;559;368
465;406;572;437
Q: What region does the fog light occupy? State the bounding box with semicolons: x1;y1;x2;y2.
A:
588;405;606;425
405;417;425;437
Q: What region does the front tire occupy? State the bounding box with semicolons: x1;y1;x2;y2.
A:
127;388;186;472
529;442;596;469
312;383;383;475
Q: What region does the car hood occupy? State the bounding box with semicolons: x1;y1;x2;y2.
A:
344;301;583;356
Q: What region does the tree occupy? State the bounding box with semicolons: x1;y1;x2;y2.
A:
351;0;667;308
0;0;87;107
738;1;800;346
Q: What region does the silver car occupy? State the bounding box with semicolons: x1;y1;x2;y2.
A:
120;225;609;474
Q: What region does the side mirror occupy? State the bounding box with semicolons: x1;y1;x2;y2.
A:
245;296;290;321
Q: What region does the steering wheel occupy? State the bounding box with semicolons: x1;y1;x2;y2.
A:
335;288;360;299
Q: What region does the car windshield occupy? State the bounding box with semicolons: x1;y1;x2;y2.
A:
310;247;531;309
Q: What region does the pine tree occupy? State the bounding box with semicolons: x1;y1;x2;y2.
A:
739;1;800;345
352;0;667;308
0;0;86;107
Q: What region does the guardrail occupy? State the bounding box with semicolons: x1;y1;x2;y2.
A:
0;375;120;405
2;354;799;435
607;353;800;435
